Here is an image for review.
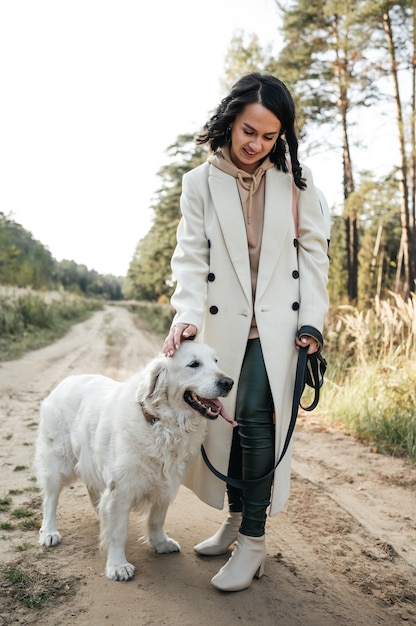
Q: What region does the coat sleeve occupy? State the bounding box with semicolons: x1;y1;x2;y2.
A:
296;165;330;335
170;169;210;332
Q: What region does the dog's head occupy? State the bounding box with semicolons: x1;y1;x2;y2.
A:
137;341;235;425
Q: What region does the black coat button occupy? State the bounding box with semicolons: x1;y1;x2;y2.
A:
293;239;298;247
292;302;300;311
208;273;215;282
292;270;299;279
209;306;219;315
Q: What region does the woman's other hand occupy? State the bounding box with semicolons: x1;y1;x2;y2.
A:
295;334;321;355
163;324;197;357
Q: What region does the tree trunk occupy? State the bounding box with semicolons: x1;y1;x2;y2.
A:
343;120;358;302
411;9;416;245
332;13;358;302
383;9;412;296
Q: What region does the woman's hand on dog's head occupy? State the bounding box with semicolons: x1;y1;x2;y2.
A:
163;324;197;357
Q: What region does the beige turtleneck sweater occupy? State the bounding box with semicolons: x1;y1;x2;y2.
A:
208;146;275;338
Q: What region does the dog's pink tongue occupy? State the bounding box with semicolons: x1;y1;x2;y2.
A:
213;399;237;427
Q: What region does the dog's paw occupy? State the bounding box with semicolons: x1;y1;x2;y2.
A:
154;537;181;554
106;562;135;581
38;530;62;547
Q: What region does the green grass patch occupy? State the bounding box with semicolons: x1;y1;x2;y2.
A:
318;357;416;461
125;300;173;335
0;288;103;361
0;497;12;511
11;508;34;518
1;560;83;611
4;566;26;584
20;518;40;530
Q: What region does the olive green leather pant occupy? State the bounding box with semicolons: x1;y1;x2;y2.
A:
227;338;275;537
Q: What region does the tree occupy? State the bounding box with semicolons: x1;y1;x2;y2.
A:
221;32;277;92
0;212;123;298
358;1;416;296
327;213;348;304
275;0;381;303
0;212;56;288
56;260;123;299
350;172;401;302
124;136;208;301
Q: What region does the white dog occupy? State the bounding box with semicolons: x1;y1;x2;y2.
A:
34;341;234;581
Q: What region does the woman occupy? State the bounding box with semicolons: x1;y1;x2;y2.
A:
163;72;329;591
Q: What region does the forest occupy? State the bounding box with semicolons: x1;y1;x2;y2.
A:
0;211;123;300
124;0;414;309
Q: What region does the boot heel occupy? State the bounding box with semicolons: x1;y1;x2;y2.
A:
211;533;266;592
254;559;265;579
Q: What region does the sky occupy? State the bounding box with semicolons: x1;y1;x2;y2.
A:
0;0;402;277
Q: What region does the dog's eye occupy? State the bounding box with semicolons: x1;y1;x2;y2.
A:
187;360;200;368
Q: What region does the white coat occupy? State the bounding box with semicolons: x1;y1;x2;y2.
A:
171;160;329;515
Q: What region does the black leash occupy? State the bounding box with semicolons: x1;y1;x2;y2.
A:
201;346;326;490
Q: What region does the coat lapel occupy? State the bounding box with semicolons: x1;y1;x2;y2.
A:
208;166;252;306
256;169;294;303
208;165;294;307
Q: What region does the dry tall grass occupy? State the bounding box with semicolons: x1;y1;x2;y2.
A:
321;292;416;460
0;287;102;361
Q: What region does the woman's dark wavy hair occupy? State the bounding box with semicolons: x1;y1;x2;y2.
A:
197;72;306;190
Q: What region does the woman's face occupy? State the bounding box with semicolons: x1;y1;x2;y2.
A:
229;103;282;174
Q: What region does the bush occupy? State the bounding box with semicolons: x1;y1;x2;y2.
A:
320;293;416;461
126;301;173;335
0;287;103;360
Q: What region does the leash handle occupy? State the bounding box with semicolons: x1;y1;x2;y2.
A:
201;346;325;490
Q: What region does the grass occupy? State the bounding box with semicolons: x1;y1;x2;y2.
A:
0;490;81;612
20;518;41;530
320;292;416;461
0;488;41;533
0;287;103;361
11;507;35;518
0;497;12;511
125;300;173;335
4;503;41;530
2;561;82;610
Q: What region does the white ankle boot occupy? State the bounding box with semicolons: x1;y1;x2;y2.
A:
193;512;242;556
210;532;266;591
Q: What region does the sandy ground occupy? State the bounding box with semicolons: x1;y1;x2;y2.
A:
0;305;415;626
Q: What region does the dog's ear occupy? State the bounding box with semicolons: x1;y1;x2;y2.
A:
139;356;168;403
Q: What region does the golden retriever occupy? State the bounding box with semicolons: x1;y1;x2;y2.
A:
34;341;234;581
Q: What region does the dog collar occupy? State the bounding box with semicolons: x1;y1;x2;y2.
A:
140;403;160;425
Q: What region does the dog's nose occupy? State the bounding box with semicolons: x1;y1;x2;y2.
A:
217;376;234;393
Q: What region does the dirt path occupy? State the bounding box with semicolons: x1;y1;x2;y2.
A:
0;305;415;625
